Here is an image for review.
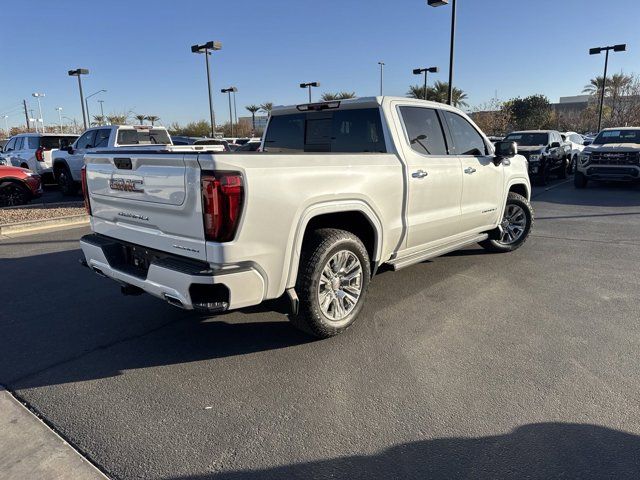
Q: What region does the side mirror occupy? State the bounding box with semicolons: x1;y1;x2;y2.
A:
583;139;592;146
550;141;560;148
66;145;74;154
495;140;517;160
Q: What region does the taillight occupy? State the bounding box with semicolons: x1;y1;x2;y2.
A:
81;166;91;215
35;147;44;161
201;172;244;242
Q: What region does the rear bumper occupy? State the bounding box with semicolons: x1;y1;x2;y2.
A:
79;234;266;311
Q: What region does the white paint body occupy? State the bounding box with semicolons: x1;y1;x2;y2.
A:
80;97;531;311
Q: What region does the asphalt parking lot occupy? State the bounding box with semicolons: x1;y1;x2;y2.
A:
1;178;640;480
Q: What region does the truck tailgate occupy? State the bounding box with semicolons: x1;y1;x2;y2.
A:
84;151;207;261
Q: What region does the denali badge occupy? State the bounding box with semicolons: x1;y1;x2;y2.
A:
110;177;144;192
118;212;149;221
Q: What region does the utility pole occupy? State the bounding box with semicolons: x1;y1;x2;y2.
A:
191;41;222;138
23;99;30;130
589;44;627;132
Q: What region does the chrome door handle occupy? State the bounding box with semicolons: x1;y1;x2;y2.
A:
464;167;476;174
412;170;428;179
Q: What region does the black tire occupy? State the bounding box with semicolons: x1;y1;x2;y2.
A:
559;156;569;179
56;165;78;196
20;163;29;170
291;228;371;338
479;192;534;253
574;171;588;189
535;166;550;186
570;155;578;174
0;182;31;207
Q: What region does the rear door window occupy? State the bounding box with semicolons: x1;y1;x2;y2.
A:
93;129;111;148
398;106;448;155
37;136;79;149
442;111;487;156
264;108;386;153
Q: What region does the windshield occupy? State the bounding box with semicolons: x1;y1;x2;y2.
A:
504;132;549;146
593;129;640;145
117;128;171;145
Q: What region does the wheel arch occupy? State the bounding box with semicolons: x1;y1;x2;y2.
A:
284;201;384;291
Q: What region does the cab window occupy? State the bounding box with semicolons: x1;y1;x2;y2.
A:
442;111;487;156
76;130;97;150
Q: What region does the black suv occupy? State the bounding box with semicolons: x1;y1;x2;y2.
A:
503;130;572;185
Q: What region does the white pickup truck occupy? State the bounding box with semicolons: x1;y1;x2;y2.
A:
53;125;172;195
80;97;533;338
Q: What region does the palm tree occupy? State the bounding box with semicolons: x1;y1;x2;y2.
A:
92;115;105;126
321;91;357;101
260;102;274;115
145;115;160;126
134;114;146;125
245;105;260;133
407;81;468;108
107;114;128;125
583;76;603;95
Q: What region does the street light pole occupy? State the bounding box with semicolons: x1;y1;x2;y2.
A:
378;61;385;96
428;0;457;105
221;87;238;137
3;115;8;135
68;69;89;130
85;90;106;126
98;100;105;124
55;107;63;133
413;67;439;100
299;82;320;102
191;41;222;138
589;44;626;132
32;93;45;133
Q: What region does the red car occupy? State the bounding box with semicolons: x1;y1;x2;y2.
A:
0;166;42;207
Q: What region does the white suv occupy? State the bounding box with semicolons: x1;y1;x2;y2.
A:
2;133;78;182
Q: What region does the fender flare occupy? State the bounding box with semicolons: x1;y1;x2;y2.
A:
52;158;70;173
283;200;384;291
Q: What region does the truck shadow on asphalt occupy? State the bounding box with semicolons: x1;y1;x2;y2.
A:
0;241;502;390
160;422;640;480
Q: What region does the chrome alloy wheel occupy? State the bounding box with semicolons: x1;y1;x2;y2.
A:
317;250;363;322
499;204;527;245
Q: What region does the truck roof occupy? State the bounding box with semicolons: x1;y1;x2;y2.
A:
271;96;465;115
600;126;640;131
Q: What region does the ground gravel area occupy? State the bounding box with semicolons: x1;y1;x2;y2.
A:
0;202;85;225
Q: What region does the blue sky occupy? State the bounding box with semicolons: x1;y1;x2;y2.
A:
1;0;639;129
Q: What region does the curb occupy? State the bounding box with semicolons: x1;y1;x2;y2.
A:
4;201;84;210
0;214;89;235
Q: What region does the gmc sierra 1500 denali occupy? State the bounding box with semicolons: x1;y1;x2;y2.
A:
79;97;533;338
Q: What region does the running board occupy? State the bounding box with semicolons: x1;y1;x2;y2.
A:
389;233;489;271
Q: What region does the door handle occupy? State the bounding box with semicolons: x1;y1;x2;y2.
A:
412;170;428;179
464;167;476;174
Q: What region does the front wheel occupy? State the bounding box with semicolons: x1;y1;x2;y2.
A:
480;192;534;253
291;228;371;338
56;166;78;196
559;156;570;179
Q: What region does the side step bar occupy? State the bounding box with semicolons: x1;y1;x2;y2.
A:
388;233;489;271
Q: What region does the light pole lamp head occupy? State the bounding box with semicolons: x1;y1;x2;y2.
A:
413;68;424;75
427;66;439;73
427;0;449;6
589;47;602;55
68;68;89;76
614;44;627;52
378;61;385;66
192;41;222;53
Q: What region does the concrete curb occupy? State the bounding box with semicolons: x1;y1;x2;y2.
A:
4;201;84;210
0;214;89;235
0;387;108;479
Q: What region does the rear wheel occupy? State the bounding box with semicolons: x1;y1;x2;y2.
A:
56;165;78;196
291;228;371;338
0;182;31;207
480;192;533;253
574;171;588;189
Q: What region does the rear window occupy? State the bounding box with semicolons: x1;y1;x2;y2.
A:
264;108;387;153
28;136;78;150
117;128;171;145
